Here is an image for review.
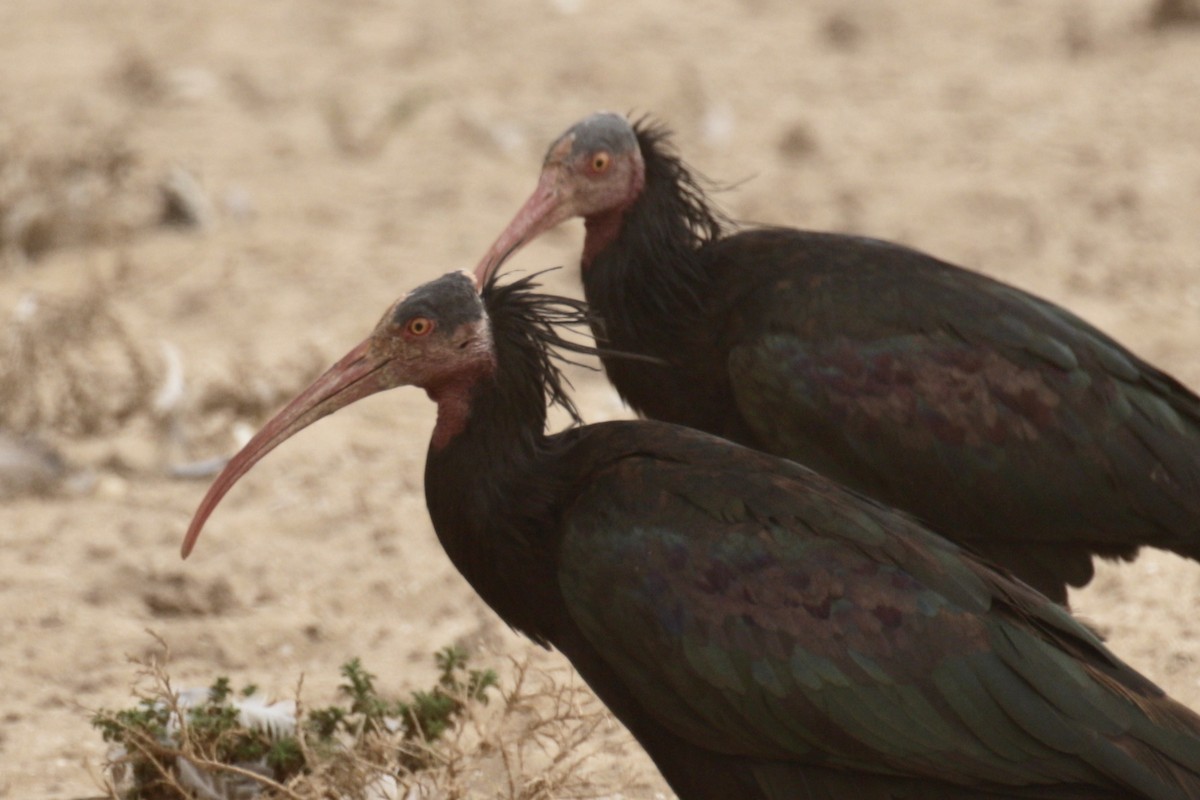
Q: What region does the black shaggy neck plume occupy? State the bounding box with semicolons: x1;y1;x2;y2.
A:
631;117;729;249
586;118;730;346
480;270;593;432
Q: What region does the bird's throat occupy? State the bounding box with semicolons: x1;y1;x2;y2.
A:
582;207;629;271
427;379;481;451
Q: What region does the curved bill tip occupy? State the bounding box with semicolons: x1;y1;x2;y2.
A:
180;338;386;559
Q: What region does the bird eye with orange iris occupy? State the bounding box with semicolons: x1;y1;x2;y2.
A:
406;317;434;337
591;152;610;173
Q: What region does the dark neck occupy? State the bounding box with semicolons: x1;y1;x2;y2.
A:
580;137;741;435
427;374;482;451
582;207;628;271
581;136;724;348
422;360;564;645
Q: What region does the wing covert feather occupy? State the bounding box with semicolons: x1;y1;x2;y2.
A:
713;242;1200;599
556;438;1200;795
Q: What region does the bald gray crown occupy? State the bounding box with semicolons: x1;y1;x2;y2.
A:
558;112;639;159
390;271;484;329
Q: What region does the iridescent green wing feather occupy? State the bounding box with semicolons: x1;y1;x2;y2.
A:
714;231;1200;600
556;424;1200;798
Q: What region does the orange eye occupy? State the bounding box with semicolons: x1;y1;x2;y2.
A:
406;317;434;337
591;152;610;173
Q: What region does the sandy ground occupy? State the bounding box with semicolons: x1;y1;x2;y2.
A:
2;0;1200;796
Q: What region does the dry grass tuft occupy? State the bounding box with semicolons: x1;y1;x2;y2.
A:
0;279;160;436
0;272;323;453
0;131;140;264
93;640;632;800
399;657;632;800
1149;0;1200;28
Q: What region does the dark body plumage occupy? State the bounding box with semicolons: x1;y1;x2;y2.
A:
186;273;1200;799
477;114;1200;603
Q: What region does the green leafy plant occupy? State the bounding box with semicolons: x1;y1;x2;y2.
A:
320;647;498;771
92;637;628;800
92;646;496;799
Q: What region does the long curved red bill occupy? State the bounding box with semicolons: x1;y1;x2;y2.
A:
181;338;392;559
472;168;565;288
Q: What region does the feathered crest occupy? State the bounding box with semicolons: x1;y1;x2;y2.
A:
630;115;731;247
481;269;599;427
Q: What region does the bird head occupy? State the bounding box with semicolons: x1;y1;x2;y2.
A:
474;112;645;286
180;271;493;558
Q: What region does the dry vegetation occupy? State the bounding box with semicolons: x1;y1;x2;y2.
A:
1149;0;1200;28
0;276;157;437
92;637;630;800
0;134;139;266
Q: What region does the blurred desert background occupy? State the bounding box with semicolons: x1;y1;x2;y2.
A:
2;0;1200;796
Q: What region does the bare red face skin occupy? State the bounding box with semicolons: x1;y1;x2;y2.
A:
472;113;645;288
